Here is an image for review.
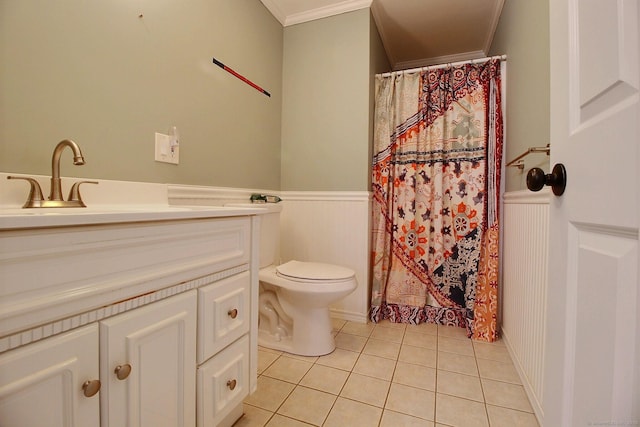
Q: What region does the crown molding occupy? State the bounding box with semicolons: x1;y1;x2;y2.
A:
483;0;506;53
259;0;287;25
263;0;372;27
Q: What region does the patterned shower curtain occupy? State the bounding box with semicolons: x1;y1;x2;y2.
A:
370;58;503;342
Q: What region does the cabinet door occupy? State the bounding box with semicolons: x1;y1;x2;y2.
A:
0;324;100;427
100;291;197;427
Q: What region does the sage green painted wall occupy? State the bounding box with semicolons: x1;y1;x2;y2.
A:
489;0;550;192
281;9;372;192
0;0;283;190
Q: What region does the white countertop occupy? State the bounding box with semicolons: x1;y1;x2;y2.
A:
0;204;267;229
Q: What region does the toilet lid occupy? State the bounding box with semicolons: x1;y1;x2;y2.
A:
276;260;354;281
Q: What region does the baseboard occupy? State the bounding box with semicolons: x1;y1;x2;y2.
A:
330;308;368;324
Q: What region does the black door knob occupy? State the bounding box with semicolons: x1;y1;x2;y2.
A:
526;163;567;196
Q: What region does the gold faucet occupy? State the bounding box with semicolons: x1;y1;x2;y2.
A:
7;139;98;208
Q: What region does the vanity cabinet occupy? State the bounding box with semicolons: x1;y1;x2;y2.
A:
0;324;100;427
0;209;261;427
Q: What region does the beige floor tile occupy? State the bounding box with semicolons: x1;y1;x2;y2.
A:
258;346;283;355
437;336;474;356
265;414;313;427
262;356;313;384
393;361;436;391
407;322;439;336
385;383;435;421
486;405;540;427
334;332;368;352
299;364;349;395
282;353;319;364
437;325;469;340
353;353;397;381
374;319;408;332
370;325;405;343
399;344;437;368
435;393;489;427
340;373;391;407
315;348;360;371
363;338;401;360
277;386;336;426
331;318;346;333
244;376;295;412
403;331;438;350
380;410;435;427
481;379;533;412
234;404;273;427
257;349;280;374
436;370;484;402
473;341;511;362
341;321;376;337
437;351;478;376
476;358;521;384
323;397;383;427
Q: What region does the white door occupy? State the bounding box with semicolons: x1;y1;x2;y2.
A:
544;0;640;426
100;291;197;427
0;324;100;427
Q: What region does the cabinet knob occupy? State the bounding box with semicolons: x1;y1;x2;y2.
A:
227;308;238;319
226;379;237;390
115;363;132;380
82;379;101;397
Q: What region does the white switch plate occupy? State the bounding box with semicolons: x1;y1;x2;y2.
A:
155;132;179;164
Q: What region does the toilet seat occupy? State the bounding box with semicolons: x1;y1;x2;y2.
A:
276;260;354;282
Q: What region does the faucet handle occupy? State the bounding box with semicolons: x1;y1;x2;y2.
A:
68;181;98;206
7;176;45;208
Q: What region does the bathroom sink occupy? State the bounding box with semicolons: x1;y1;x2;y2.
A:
0;204;266;229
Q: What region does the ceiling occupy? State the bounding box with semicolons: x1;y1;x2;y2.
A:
259;0;505;70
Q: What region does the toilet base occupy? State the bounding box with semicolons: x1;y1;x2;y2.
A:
257;312;336;357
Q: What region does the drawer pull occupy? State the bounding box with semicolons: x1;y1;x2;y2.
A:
228;308;238;319
82;379;101;397
115;363;132;380
227;379;237;390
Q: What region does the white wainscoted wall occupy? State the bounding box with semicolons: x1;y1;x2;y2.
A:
279;192;371;323
501;188;550;424
168;186;372;324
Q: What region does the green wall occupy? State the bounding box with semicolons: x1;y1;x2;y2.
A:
489;0;550;192
0;0;283;190
281;9;379;192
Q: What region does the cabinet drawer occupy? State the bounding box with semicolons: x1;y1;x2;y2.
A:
198;271;250;363
197;335;249;427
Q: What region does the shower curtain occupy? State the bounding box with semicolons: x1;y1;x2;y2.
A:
370;58;503;342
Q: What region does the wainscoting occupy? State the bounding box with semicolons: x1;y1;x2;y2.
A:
168;186;372;324
502;189;550;424
279;191;371;323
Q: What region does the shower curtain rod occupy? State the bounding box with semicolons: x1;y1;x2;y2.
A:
377;54;507;77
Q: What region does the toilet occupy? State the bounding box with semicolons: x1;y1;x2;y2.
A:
231;203;357;356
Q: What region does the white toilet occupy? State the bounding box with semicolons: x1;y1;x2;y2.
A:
239;203;357;356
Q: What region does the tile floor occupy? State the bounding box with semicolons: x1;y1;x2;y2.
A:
236;319;540;427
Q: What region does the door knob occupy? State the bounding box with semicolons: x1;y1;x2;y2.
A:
527;163;567;196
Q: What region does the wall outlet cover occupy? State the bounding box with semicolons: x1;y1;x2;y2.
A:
155;132;179;164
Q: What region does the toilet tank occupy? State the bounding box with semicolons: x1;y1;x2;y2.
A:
226;202;281;268
256;203;281;268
